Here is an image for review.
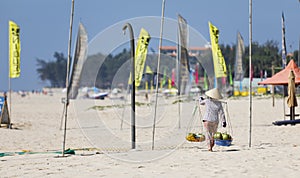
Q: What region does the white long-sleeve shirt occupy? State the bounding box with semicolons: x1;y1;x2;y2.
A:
199;98;226;123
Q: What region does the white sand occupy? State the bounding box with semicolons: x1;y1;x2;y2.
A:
1;90;300;177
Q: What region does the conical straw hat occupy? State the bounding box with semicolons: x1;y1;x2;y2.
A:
205;88;223;100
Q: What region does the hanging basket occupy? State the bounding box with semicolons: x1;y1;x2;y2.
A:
186;101;206;143
213;102;234;147
186;133;205;142
213;132;233;146
215;139;232;146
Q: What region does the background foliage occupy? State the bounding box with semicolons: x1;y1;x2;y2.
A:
36;41;299;88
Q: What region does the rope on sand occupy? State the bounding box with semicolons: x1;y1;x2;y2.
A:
0;143;203;157
0;149;74;157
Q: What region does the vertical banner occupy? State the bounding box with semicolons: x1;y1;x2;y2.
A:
168;79;171;89
67;23;88;99
9;21;21;78
250;65;254;82
145;65;153;74
128;74;132;85
194;64;199;85
222;77;226;85
178;14;190;94
135;28;151;87
208;21;227;78
204;71;208;91
234;32;245;81
228;65;233;86
145;65;153;89
171;68;175;87
0;96;11;126
281;12;287;69
145;81;148;90
161;67;167;86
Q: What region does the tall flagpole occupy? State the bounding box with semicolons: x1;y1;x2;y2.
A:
176;27;181;129
8;57;11;127
8;57;11;129
8;21;21;129
62;0;75;156
8;21;12;129
298;36;300;66
152;0;165;150
122;23;135;149
248;0;253;148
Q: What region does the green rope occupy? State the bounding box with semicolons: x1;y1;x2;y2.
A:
0;149;75;157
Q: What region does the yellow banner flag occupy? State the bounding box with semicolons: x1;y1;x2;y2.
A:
135;28;151;87
145;65;153;74
128;73;132;85
9;21;21;78
209;22;227;78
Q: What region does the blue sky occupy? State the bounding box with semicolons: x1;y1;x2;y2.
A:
0;0;299;91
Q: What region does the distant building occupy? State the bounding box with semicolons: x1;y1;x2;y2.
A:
159;46;210;58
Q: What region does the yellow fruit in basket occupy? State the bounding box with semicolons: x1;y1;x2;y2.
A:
186;133;202;142
186;133;194;141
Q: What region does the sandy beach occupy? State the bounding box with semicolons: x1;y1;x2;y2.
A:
1;90;300;177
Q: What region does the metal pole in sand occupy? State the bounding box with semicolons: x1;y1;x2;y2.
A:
248;0;253;148
122;23;136;149
62;0;75;157
152;0;166;150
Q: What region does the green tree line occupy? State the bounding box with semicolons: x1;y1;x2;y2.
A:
36;41;299;88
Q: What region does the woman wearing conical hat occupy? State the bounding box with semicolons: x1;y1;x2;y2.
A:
199;88;226;151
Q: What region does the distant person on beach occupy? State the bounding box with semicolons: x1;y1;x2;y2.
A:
199;88;226;152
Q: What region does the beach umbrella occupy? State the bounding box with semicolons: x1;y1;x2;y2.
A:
287;70;298;120
258;60;300;121
258;60;300;85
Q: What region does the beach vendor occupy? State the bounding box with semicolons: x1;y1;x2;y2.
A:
199;88;226;151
